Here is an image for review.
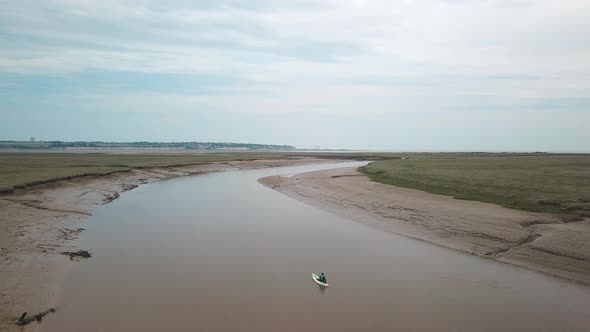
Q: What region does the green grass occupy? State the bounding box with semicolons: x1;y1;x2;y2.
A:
6;151;588;218
359;155;590;217
0;153;291;192
0;151;403;193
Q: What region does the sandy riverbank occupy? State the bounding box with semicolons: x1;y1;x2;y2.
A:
260;167;590;285
0;157;337;331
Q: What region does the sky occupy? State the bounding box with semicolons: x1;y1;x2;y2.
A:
1;0;589;151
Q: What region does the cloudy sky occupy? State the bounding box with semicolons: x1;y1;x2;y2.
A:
1;0;589;150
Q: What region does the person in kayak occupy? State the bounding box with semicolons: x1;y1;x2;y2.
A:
318;273;327;283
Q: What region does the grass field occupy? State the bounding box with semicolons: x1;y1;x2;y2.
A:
0;152;289;192
0;151;395;192
4;152;589;218
359;155;590;218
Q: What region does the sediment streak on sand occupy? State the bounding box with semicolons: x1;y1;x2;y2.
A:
259;167;590;285
0;158;335;331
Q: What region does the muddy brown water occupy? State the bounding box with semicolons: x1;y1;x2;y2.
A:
43;162;590;332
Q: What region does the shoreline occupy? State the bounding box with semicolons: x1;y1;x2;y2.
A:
259;167;590;286
0;157;339;331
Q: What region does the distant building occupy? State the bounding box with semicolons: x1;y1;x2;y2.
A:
30;137;35;142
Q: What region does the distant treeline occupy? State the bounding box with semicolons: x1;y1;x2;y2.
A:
0;141;296;151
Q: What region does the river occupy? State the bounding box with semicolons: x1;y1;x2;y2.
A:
43;162;590;331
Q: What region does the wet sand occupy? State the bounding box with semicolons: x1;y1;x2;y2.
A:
260;167;590;285
0;158;335;331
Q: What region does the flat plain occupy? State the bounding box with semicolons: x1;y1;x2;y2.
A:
360;154;590;218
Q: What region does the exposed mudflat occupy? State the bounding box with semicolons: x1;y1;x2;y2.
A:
4;160;590;331
36;162;590;331
260;167;590;285
0;158;335;331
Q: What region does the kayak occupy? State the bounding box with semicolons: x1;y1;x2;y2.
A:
312;273;329;287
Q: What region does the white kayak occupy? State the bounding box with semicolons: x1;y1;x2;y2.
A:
312;273;329;287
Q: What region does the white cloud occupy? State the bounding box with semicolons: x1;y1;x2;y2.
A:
0;0;589;148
